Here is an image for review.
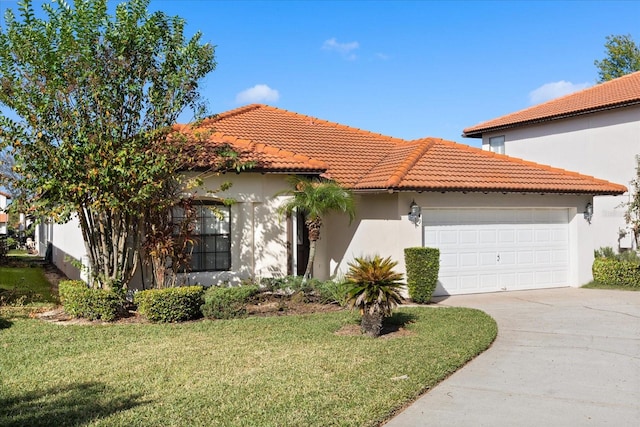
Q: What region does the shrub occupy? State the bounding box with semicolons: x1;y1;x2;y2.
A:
59;280;122;321
592;258;640;288
201;285;259;319
345;255;404;337
594;246;640;262
316;279;350;306
260;276;316;294
135;286;204;323
404;247;440;303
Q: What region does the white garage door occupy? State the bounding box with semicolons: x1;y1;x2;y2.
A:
423;208;570;296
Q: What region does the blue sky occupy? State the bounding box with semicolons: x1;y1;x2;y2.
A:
2;0;640;147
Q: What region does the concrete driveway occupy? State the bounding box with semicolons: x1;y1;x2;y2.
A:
384;288;640;427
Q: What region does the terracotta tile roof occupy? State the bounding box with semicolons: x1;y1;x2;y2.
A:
386;138;628;195
0;213;7;222
463;71;640;137
180;104;626;195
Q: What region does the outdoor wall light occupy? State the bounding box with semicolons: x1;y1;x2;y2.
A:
408;200;421;225
584;202;593;224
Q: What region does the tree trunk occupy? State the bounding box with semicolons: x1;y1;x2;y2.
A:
303;238;316;281
303;217;322;281
361;310;383;337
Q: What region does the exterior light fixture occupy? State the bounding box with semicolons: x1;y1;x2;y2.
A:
584;202;593;224
408;200;421;225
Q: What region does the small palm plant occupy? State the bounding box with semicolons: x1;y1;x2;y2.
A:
345;255;404;337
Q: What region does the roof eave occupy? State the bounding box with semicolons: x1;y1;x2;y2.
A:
463;100;640;138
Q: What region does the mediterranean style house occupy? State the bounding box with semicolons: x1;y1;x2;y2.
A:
464;70;640;254
37;104;625;295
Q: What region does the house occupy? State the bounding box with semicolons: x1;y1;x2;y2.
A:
0;190;10;235
463;70;640;254
39;104;625;295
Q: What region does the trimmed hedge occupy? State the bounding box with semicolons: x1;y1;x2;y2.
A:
592;258;640;288
135;286;204;323
201;285;259;319
58;280;122;321
404;247;440;303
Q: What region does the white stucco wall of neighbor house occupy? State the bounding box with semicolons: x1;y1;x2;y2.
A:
480;105;640;252
38;217;89;281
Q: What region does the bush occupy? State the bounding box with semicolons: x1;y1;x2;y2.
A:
201;285;259;319
316;279;350;306
135;286;204;323
594;246;640;262
59;280;122;321
404;247;440;304
260;276;317;294
592;258;640;288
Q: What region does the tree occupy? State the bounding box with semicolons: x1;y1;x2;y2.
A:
0;0;216;289
345;255;404;337
594;34;640;82
278;176;355;280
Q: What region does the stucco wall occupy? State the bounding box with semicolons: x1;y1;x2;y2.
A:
480;105;640;251
38;172;597;291
322;191;595;287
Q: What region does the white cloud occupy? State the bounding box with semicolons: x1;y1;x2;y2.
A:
528;80;591;104
235;84;280;104
375;53;390;60
322;37;359;60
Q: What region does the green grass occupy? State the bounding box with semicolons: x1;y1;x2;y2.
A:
582;281;640;291
0;307;497;427
0;265;57;304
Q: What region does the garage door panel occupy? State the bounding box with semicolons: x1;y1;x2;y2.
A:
459;230;478;244
459;253;478;267
440;253;459;269
479;252;497;266
517;229;534;243
479;230;497;244
517;251;535;264
424;208;570;296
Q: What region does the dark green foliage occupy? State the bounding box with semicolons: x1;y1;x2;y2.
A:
404;247;440;303
59;280;122;321
135;286;204;323
592;258;640;288
201;285;259;319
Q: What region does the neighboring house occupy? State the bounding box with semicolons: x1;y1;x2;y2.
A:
0;190;10;235
463;71;640;254
40;104;625;295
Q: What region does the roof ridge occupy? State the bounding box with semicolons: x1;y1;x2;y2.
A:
385;139;437;187
207;104;264;124
436;139;628;191
258;104;407;144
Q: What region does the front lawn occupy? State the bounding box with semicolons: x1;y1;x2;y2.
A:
0;307;497;427
0;265;57;304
